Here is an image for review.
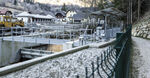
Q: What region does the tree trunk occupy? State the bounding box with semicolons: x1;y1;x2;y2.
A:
100;0;104;8
138;0;140;21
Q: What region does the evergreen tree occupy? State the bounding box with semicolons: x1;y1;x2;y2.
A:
14;0;17;5
61;3;67;12
98;3;104;9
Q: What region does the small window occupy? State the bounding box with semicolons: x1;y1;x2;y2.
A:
4;18;7;22
0;17;3;22
7;18;11;22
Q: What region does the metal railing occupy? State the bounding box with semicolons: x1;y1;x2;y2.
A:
76;25;132;78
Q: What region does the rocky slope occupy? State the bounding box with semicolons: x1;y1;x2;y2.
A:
132;11;150;39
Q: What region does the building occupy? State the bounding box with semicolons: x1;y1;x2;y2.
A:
55;11;66;22
66;10;77;23
71;12;89;24
16;12;55;24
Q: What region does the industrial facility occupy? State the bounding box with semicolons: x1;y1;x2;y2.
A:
0;0;150;77
0;7;125;78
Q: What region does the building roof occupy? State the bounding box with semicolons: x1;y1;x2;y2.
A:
17;12;55;19
0;9;12;15
72;12;86;20
16;12;32;17
55;10;66;16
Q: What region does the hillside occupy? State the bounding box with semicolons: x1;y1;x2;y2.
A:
0;0;93;15
33;0;89;7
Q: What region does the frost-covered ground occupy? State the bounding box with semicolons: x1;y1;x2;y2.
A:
131;37;150;78
1;47;108;78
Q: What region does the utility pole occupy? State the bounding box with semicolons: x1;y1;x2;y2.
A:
130;0;132;24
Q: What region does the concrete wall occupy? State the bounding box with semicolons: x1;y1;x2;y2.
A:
26;44;63;52
0;38;37;67
47;44;63;52
63;41;73;50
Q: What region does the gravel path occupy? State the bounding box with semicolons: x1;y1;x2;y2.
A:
131;37;150;78
0;47;108;78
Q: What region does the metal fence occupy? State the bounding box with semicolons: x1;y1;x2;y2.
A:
76;25;132;78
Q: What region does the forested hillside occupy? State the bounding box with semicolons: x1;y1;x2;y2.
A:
0;0;150;22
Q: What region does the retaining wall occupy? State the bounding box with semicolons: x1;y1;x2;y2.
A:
0;38;38;67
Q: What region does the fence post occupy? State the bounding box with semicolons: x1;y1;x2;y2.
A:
115;33;124;56
125;24;132;78
85;67;88;78
115;33;124;78
76;75;79;78
91;62;95;78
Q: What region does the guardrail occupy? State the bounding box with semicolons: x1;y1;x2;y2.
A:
76;25;132;78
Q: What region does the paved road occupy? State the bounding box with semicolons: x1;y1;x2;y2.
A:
131;37;150;78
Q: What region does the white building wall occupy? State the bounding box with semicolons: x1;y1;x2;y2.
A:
66;11;77;23
17;16;54;24
17;17;29;23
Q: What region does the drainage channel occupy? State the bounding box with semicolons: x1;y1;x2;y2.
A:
0;44;63;68
20;44;63;61
20;48;53;60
